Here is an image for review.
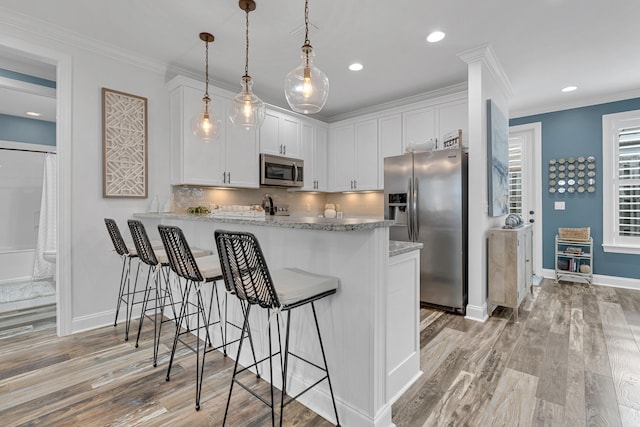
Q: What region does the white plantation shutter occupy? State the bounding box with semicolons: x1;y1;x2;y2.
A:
508;141;523;215
617;126;640;237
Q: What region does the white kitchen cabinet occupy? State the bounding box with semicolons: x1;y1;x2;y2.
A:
259;108;301;158
355;119;379;190
329;119;379;191
379;113;402;188
224;111;259;187
437;100;467;147
301;122;328;191
402;106;435;152
330;124;356;191
487;225;533;322
168;76;259;188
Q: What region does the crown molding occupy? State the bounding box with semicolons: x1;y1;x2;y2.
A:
458;44;515;99
0;7;168;76
327;82;468;123
510;88;640;119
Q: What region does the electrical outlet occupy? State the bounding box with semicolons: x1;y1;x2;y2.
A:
554;201;565;210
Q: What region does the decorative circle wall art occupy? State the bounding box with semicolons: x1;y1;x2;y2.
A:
548;154;596;195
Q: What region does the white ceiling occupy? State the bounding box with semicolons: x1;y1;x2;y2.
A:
1;0;640;123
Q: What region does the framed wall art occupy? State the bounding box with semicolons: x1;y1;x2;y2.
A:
102;88;148;198
487;99;509;216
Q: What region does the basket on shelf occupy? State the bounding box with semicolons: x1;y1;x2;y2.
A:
558;227;590;241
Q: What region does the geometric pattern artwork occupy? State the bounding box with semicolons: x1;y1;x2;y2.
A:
102;88;148;198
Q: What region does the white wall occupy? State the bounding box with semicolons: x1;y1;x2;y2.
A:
460;45;513;321
0;12;172;333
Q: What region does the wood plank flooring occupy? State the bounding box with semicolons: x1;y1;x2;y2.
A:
2;279;640;426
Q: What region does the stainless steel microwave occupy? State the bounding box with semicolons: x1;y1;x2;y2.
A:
260;154;304;187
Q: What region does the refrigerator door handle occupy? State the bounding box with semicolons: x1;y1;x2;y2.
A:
407;177;414;241
414;177;419;240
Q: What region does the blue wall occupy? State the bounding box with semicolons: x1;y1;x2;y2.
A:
511;97;640;279
0;68;56;88
0;114;56;146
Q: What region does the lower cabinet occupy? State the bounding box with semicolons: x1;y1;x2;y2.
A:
487;224;533;322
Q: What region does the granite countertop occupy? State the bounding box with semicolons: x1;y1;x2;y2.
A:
134;212;394;232
389;240;424;257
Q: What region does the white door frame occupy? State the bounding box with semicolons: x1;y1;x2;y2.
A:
1;36;73;336
509;122;542;277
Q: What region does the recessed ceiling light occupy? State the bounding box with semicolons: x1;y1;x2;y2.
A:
426;31;445;43
561;86;577;92
26;111;41;117
349;63;363;71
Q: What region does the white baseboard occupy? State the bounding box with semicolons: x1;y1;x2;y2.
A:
71;306;142;334
465;303;488;322
542;268;640;290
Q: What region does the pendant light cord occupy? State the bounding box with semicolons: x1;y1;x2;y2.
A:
303;0;311;68
244;6;250;78
304;0;310;46
204;39;210;99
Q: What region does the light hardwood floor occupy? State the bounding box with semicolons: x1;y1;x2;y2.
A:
1;279;640;426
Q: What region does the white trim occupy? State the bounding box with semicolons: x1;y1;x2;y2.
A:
327;82;468;123
0;35;73;337
0;7;166;77
602;243;640;255
465;303;488;322
602;109;640;255
56;52;72;336
542;268;640;290
510;89;640;120
509;122;543;276
0;75;56;98
0;140;56;153
458;44;515;99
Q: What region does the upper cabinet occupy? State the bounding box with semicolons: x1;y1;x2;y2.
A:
301;123;328;191
259;108;301;159
402;106;435;152
401;98;467;152
168;76;258;188
329;119;379;192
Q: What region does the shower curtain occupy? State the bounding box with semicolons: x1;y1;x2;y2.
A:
33;153;56;279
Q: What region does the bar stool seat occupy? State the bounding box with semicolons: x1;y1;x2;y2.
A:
271;268;338;306
215;230;341;426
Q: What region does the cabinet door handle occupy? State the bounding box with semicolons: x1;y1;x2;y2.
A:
223;172;226;183
227;172;230;183
354;179;357;189
283;145;286;155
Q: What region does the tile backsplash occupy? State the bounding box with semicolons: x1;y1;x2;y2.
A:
171;186;383;218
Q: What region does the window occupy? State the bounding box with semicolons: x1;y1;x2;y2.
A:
602;109;640;254
508;141;523;215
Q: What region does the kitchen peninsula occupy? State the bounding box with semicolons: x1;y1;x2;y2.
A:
135;212;422;427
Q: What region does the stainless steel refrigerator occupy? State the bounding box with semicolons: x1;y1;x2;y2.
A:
384;147;468;313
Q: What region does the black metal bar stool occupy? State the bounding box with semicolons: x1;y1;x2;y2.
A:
215;230;341;427
104;218;145;341
158;224;258;411
127;220;210;366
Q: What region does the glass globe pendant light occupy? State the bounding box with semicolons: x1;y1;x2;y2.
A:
284;0;329;114
230;0;265;130
191;32;220;141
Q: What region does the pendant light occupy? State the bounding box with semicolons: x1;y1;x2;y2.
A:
191;32;220;141
284;0;329;114
230;0;265;130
